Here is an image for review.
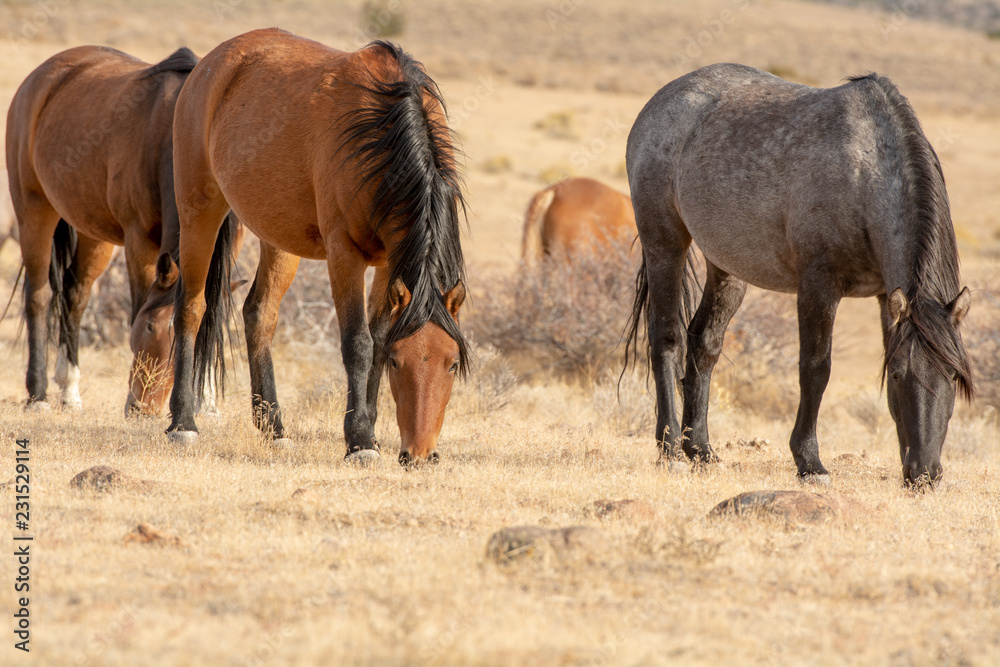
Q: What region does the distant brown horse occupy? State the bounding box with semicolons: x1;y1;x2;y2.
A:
166;29;468;465
521;177;637;266
6;45;238;415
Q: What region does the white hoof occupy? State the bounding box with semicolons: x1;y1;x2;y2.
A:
167;430;198;446
345;449;380;466
26;400;52;412
61;395;83;411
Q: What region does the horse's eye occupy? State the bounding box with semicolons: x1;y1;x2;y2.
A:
388;356;398;370
890;370;901;382
449;362;459;374
145;322;155;334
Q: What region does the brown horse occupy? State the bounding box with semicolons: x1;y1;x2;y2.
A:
521;177;637;267
6;45;238;415
166;29;468;465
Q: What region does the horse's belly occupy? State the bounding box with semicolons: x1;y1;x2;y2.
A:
684;218;799;293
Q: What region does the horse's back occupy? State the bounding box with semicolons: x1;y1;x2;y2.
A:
8;45;187;243
543;177;635;251
173;29;405;261
628;64;890;293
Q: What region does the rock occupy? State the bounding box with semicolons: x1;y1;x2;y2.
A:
584;498;656;522
291;487;319;502
708;490;869;525
485;525;608;563
69;466;156;492
123;523;183;547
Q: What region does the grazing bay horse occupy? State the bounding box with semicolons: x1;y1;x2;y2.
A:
625;64;973;486
521;177;637;267
6;45;237;415
167;29;468;465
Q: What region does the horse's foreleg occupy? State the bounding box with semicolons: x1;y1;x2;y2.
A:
364;267;391;429
123;230;160;325
327;246;378;460
682;263;746;461
55;235;115;409
243;241;299;438
790;281;839;480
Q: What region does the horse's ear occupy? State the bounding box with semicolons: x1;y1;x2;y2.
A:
389;277;411;314
948;287;971;327
888;288;909;326
443;280;466;321
155;253;179;289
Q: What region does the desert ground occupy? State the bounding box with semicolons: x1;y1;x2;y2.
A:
0;0;999;665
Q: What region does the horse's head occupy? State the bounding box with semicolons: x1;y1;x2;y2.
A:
385;278;465;466
125;253;177;416
884;287;972;488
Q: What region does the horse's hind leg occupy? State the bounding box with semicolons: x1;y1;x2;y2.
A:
790;276;839;481
637;205;691;460
243;241;299;439
15;199;60;406
682;262;746;461
54;234;115;409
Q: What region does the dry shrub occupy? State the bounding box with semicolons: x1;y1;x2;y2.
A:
592;369;654;436
715;287;799;417
964;283;1000;413
469;237;639;382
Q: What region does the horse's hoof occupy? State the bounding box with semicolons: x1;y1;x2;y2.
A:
656;457;690;474
799;473;832;486
167;430;198;446
272;438;293;449
61;397;83;411
26;400;52;412
345;449;380;466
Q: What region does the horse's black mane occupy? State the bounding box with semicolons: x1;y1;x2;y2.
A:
342;40;469;375
850;73;973;399
143;47;199;78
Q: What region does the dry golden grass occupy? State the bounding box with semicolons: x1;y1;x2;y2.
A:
1;0;999;664
1;337;998;665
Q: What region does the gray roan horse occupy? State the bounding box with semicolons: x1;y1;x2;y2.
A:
625;64;973;486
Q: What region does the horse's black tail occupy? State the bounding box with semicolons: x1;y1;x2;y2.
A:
47;218;77;347
191;211;237;403
622;247;701;381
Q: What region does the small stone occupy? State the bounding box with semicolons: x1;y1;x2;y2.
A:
291;487;318;502
123;523;183;547
585;499;656;522
69;466;156;493
708;490;869;525
485;525;608;563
